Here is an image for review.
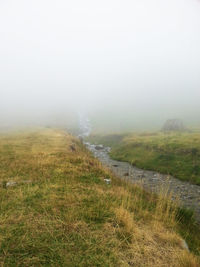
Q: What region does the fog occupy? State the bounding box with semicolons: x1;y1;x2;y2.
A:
1;0;200;132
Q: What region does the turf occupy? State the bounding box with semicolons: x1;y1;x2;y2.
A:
0;129;199;266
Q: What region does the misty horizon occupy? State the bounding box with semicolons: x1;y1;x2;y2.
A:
1;0;200;131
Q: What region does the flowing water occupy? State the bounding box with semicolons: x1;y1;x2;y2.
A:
84;142;200;224
78;117;200;223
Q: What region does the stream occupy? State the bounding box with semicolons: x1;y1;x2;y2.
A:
78;115;200;223
84;141;200;224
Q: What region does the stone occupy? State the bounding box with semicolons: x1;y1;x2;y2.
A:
69;144;76;152
6;181;17;187
104;179;111;184
105;147;111;153
95;145;104;150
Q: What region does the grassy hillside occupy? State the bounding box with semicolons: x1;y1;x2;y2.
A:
88;132;200;185
0;129;199;266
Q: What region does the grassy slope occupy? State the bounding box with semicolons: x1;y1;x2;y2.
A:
88;132;200;185
0;129;199;266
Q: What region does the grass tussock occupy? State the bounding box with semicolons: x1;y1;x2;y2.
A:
88;132;200;185
0;129;199;266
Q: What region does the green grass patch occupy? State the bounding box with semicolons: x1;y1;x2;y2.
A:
88;132;200;185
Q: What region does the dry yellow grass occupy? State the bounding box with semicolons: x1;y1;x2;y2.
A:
0;128;199;266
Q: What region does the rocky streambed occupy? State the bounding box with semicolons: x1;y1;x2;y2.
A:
85;142;200;224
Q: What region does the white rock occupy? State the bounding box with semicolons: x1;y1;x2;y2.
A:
6;181;17;187
104;179;111;185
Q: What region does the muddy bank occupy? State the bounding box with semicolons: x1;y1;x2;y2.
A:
85;142;200;223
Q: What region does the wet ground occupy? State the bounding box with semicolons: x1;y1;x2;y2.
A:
85;142;200;224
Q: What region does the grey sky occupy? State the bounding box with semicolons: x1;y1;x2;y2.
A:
1;0;200;129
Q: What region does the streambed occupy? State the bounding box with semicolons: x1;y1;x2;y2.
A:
85;142;200;224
